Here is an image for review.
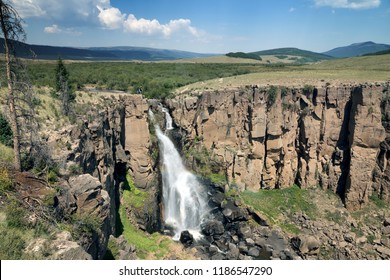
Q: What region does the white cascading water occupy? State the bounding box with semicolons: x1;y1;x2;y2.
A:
149;109;209;240
161;106;174;130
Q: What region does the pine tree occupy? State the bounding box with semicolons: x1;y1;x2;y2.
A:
55;58;75;116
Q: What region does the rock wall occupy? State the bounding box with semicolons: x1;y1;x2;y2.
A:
167;84;388;210
61;94;158;258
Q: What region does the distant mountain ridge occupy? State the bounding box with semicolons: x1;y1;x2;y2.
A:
0;38;216;61
2;38;389;61
323;41;390;58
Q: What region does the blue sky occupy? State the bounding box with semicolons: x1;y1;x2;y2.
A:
9;0;390;53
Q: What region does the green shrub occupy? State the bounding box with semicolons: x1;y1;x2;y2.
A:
267;86;278;107
0;113;13;147
0;143;13;163
70;213;102;240
68;164;82;176
6;201;27;229
303;84;314;96
0;228;26;259
281;86;288;98
367;234;375;244
47;170;58;184
226;52;262;61
0;167;13;193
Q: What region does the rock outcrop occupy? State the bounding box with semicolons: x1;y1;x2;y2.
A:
58;174;111;259
167;84;388;210
53;94;158;258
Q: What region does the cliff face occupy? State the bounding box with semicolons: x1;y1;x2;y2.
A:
167;84;388;210
58;94;158;258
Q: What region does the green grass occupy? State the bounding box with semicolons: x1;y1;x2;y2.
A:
310;54;390;71
105;238;120;260
241;185;318;225
207;172;228;186
118;204;170;259
280;223;301;235
324;210;346;224
0;143;13;163
123;173;149;209
369;194;387;208
24;61;275;99
176;55;390;92
11;54;389;100
118;173;171;259
0;226;26;259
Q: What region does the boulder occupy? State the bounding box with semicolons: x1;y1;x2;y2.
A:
226;244;240;259
237;224;252;239
222;200;248;221
201;220;225;236
375;245;390;258
248;247;260;257
292;235;321;255
25;231;92;260
344;233;356;243
180;230;194;247
247;208;269;226
382;226;390;236
69;174;110;217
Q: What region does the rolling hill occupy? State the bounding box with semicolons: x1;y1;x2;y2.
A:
249;48;334;63
0;38;216;61
323;41;390;58
363;49;390;56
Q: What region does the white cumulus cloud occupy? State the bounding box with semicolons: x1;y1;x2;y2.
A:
43;24;82;36
10;0;110;19
44;24;62;33
9;0;46;18
314;0;381;9
9;0;202;39
97;6;125;29
96;5;201;38
123;15;200;38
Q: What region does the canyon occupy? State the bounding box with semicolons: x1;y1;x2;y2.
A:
16;83;390;260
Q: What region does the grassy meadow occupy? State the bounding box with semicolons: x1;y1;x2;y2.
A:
17;54;390;99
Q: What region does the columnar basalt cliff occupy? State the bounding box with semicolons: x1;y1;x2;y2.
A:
57;94;158;258
166;84;389;210
47;86;389;260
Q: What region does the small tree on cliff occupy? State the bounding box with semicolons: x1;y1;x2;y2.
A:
0;0;26;170
55;58;75;116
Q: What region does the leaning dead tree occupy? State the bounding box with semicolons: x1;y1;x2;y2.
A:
0;0;41;171
0;0;25;170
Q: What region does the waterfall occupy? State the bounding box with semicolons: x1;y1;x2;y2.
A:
161;107;174;130
149;109;209;241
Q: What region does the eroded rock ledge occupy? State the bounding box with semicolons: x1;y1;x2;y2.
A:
167;83;390;210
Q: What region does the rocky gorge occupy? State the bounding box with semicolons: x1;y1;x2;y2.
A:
13;83;390;260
